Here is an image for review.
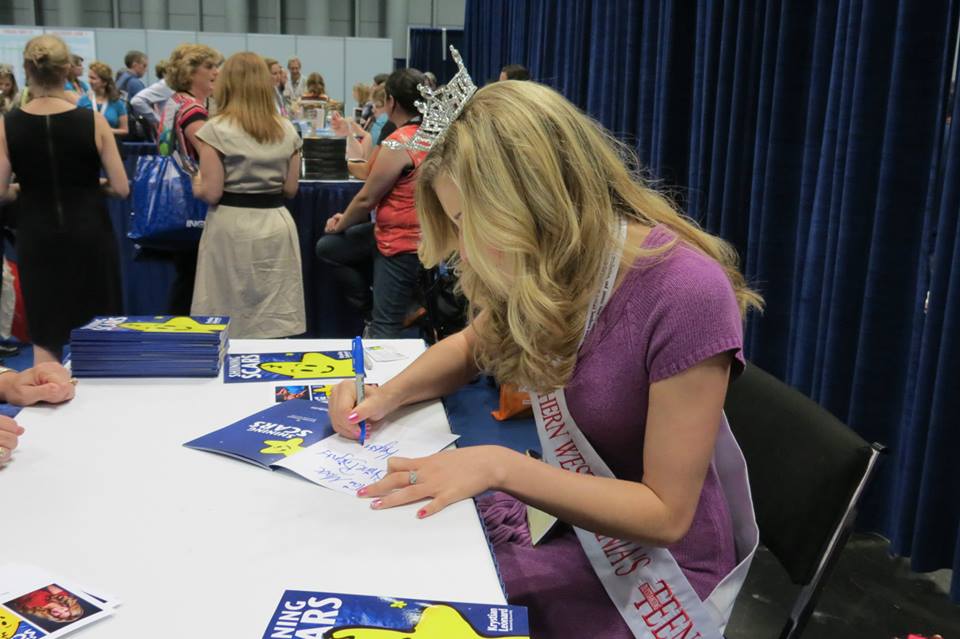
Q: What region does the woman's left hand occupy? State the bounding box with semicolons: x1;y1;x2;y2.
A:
358;445;509;518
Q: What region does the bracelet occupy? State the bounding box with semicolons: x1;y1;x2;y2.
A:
346;158;365;163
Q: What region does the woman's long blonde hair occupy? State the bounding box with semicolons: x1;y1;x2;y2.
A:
417;81;763;392
213;52;284;144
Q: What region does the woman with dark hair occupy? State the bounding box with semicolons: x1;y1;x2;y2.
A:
77;61;128;136
315;68;426;338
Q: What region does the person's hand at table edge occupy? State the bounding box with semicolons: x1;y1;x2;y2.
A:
0;362;76;407
0;416;24;464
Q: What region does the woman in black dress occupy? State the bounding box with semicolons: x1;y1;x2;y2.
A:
0;34;129;364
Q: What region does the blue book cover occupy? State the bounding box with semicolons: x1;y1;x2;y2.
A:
71;316;230;341
184;400;334;468
224;351;355;383
261;591;529;639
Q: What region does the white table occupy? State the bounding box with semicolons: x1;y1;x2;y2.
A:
3;339;506;638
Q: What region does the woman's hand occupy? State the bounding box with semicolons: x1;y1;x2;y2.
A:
329;380;402;440
324;212;344;234
357;446;510;518
0;363;76;406
0;415;24;464
330;111;350;137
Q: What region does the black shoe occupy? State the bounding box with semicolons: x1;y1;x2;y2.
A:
0;344;20;357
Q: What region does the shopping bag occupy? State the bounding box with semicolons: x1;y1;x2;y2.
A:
128;154;207;250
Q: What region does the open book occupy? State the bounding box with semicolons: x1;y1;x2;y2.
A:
184;400;459;494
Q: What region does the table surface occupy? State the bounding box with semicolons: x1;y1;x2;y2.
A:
3;339;506;638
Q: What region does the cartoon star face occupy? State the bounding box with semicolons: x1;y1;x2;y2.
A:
260;352;354;379
261;437;306;457
0;609;16;639
327;604;529;639
119;317;227;334
0;608;41;639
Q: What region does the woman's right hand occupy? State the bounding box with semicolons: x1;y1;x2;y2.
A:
329;381;401;440
325;212;344;233
330;111;349;137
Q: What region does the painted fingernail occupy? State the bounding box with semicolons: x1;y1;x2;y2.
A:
417;509;427;519
347;412;359;423
356;487;368;496
371;499;382;509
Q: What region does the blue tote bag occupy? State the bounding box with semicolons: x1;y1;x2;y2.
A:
128;154;208;250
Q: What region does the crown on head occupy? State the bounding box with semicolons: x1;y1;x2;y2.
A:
383;46;477;153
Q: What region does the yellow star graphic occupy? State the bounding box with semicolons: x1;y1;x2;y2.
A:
259;352;355;379
119;316;228;334
260;437;306;457
327;604;528;638
389;601;407;608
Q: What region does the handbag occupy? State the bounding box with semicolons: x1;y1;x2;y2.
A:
128;154;207;250
128;93;207;250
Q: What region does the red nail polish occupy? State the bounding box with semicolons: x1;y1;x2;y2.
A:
347;412;359;423
371;499;382;509
417;509;427;519
356;487;368;496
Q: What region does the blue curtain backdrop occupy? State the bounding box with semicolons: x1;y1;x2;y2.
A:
408;28;466;83
465;0;960;600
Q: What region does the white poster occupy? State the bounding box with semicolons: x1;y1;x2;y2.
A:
0;26;44;88
44;28;97;70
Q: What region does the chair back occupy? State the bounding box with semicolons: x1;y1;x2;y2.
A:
724;364;884;638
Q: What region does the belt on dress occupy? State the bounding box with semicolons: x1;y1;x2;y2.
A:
218;191;285;208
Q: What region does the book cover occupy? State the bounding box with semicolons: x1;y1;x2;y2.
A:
71;316;229;340
261;591;529;639
224;351;355;384
184;400;334;468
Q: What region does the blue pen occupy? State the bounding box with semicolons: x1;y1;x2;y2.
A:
351;336;366;446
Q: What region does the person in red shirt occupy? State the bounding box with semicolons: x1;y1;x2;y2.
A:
9;585;83;623
315;69;427;338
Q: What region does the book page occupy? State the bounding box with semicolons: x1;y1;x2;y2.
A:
274;404;459;494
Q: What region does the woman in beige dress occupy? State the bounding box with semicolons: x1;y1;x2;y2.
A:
191;52;305;338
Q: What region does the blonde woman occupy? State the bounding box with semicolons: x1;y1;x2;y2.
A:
0;64;19;114
0;35;128;364
77;61;128;136
161;43;221;315
329;80;762;637
190;52;304;338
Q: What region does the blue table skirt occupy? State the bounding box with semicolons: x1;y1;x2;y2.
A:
108;160;363;337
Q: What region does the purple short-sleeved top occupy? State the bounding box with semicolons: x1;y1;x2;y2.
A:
478;225;746;638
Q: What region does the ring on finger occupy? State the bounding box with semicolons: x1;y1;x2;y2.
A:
0;446;7;460
408;470;418;485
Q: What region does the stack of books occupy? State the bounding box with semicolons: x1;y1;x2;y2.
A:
69;315;230;378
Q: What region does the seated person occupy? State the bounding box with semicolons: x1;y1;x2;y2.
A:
301;72;329;102
0;362;76;465
316;69;426;339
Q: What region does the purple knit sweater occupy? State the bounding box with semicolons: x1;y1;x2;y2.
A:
478;225;746;638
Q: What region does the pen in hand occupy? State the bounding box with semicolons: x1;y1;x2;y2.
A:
351;336;367;446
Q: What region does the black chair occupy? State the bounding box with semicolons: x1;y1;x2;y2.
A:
416;263;468;345
724;363;885;639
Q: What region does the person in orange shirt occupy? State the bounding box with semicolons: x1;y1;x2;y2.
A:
315;68;427;338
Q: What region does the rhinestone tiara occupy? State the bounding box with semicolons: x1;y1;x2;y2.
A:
383;46;477;153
